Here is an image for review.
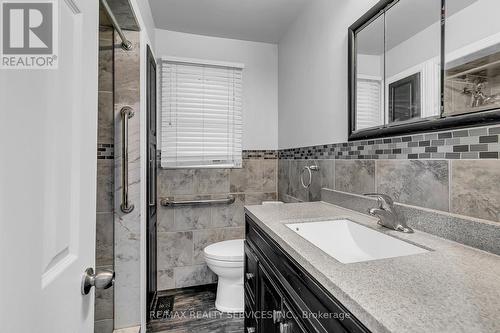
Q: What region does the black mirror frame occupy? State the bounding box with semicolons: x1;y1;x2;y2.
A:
348;0;500;141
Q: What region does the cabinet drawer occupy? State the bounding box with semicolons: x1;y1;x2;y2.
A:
244;242;258;304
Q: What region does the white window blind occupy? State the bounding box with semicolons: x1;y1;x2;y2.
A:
356;78;383;130
161;58;243;168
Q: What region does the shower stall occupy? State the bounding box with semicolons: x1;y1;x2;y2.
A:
96;0;142;332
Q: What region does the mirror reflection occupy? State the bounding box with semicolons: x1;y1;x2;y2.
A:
355;14;384;131
385;0;441;124
353;0;500;136
444;0;500;116
355;0;441;131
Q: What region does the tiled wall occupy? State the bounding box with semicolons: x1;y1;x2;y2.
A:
113;30;142;329
156;153;277;290
95;26;114;333
278;126;500;223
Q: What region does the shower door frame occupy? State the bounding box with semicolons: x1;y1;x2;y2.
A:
146;44;158;318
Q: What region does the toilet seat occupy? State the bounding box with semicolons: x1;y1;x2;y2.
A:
204;239;244;262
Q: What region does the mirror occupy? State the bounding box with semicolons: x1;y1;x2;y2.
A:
385;0;441;124
349;0;500;140
355;14;384;131
444;0;500;116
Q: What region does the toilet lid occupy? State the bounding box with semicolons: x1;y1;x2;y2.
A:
204;239;244;261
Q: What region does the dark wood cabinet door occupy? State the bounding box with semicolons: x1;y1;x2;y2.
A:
258;265;282;333
280;302;308;333
244;243;258;304
246;216;369;333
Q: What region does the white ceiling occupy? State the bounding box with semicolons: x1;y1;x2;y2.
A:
148;0;309;43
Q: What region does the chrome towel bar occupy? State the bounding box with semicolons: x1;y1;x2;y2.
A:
160;195;235;207
120;106;135;213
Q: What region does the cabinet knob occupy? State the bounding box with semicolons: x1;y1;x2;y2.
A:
245;272;255;280
280;322;292;333
273;310;284;324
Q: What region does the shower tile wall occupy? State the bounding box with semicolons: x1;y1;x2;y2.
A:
156;154;277;290
95;26;114;333
278;126;500;223
113;30;141;329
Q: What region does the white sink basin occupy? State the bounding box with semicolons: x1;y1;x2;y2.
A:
286;219;428;264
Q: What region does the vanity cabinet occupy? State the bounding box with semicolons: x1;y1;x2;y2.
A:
244;215;370;333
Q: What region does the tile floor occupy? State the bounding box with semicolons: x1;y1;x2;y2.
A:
147;285;244;333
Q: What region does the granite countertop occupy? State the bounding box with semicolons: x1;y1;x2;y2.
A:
244;201;500;333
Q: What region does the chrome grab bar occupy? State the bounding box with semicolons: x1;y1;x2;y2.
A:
160;195;235;207
120;106;135;213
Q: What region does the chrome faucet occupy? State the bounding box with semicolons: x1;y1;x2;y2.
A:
364;193;413;233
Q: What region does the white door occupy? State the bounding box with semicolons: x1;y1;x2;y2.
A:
0;0;99;332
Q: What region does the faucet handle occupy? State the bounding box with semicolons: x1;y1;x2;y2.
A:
363;193;394;208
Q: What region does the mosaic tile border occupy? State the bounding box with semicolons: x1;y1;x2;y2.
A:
242;150;278;159
156;150;278;165
97;143;114;159
279;125;500;160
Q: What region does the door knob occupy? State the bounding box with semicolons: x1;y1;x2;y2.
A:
81;267;114;295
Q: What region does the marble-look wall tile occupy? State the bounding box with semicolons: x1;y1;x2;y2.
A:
98;28;113;93
335;160;375;195
211;194;245;228
157;269;174;291
451;160;500;222
194;169;229;194
261;160;277;192
192;227;244;264
96;162;114;213
156;158;277;291
289;160;308;201
113;30;141;329
245;192;277;205
174;264;217;289
96;213;113;266
157;231;194;269
307;159;335;202
113;34;139;92
377;160;450;211
95;27;114;333
157;205;174;232
94;319;113;333
157;169;194;196
174;205;211;231
95;266;114;321
281;193;303;203
245;159;263;192
318;159;335;190
278;159;290;197
229;163;247;193
98;92;114;144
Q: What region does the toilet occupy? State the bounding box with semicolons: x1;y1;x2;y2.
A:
204;239;245;313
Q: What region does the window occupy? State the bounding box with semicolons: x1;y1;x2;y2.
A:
160;57;243;168
356;77;383;130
